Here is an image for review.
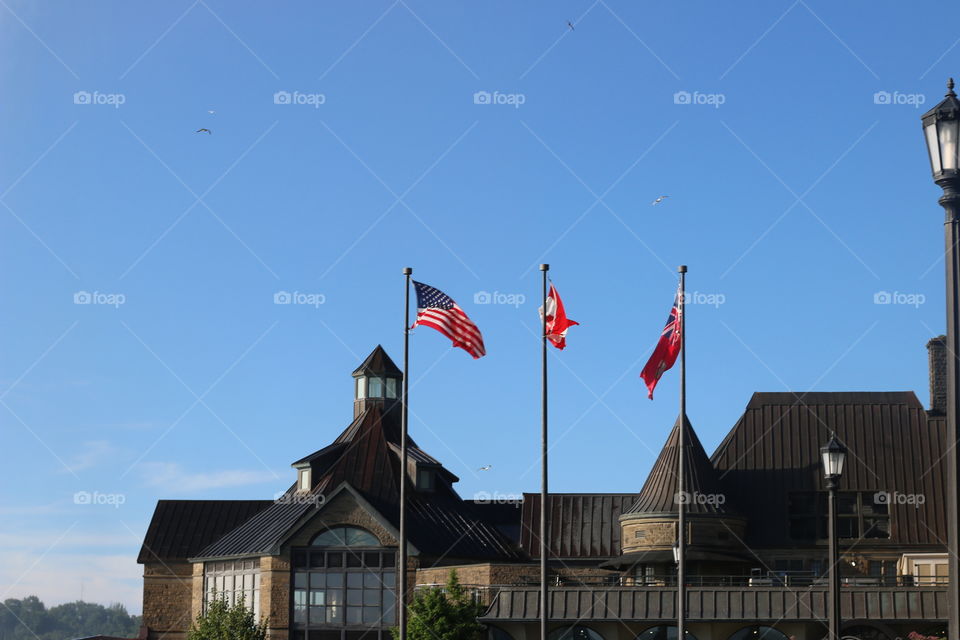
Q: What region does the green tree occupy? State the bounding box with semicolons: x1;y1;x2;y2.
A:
0;597;141;640
187;595;268;640
392;570;484;640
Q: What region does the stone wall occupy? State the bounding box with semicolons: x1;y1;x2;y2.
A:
928;335;947;414
142;561;193;640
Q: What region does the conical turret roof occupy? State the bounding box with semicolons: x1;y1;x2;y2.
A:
627;414;736;516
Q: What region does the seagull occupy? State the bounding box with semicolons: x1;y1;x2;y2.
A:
195;128;212;135
567;20;575;31
651;195;669;205
478;465;492;472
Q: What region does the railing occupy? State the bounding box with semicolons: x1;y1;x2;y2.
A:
412;574;947;608
506;573;949;588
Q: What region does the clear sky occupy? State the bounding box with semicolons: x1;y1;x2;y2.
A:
2;0;959;614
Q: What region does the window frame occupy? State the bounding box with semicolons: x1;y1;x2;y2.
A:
291;527;397;634
786;491;891;542
203;558;261;618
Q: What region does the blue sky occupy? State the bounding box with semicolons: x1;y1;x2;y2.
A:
2;0;958;613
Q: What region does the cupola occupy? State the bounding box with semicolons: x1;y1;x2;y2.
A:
351;345;403;418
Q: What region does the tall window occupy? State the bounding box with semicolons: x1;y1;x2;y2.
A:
204;559;260;617
788;491;890;540
292;526;397;640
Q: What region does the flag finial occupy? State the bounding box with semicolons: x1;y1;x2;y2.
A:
540;264;549;272
678;265;687;273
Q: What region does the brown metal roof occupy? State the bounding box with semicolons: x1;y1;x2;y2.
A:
137;499;271;563
481;586;948;622
627;414;737;516
193;353;522;562
519;494;637;559
711;391;948;548
351;344;402;377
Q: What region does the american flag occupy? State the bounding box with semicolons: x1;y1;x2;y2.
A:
412;281;486;359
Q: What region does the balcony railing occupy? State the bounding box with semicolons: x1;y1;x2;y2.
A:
505;573;949;588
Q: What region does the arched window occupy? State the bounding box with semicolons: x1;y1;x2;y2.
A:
310;526;380;547
727;626;789;640
636;626;699;640
293;526;396;635
548;626;605;640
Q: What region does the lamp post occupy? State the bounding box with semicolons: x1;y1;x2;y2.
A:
821;433;847;640
921;77;960;640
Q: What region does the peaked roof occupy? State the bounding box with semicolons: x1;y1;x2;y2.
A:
352;345;402;377
137;500;271;563
626;414;735;517
194;401;521;561
711;391;946;547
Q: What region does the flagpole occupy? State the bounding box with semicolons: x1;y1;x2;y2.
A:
677;264;687;640
539;263;549;640
399;266;412;640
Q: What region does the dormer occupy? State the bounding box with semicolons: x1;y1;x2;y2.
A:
351;345;403;418
295;465;311;492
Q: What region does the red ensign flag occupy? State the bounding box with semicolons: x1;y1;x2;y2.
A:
640;283;683;399
539;283;578;350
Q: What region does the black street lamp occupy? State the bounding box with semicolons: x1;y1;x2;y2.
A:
922;77;960;640
821;433;847;640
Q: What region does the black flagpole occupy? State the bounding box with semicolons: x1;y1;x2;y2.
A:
677;264;687;640
399;267;412;640
539;263;550;640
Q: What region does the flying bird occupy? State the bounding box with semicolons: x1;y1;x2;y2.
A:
478;465;492;472
567;20;575;31
651;195;669;205
196;128;212;135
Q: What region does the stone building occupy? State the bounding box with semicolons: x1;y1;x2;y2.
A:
138;341;951;640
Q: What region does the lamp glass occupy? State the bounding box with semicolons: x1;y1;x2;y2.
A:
926;122;942;174
821;446;845;478
941;119;960;171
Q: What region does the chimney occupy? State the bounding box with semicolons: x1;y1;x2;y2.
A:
928;335;947;415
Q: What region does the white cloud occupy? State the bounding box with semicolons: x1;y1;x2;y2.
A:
139;462;279;493
62;440;121;473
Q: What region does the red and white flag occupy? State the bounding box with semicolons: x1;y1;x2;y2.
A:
539;283;578;350
640;282;683;399
412;280;486;358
